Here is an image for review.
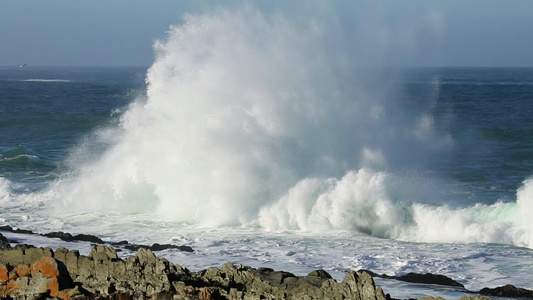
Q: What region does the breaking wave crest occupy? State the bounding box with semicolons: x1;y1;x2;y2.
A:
261;173;533;247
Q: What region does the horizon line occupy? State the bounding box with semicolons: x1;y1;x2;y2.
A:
2;64;533;69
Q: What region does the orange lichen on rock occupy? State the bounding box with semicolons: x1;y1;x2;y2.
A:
0;265;8;281
0;257;70;299
57;286;83;300
4;278;22;296
47;276;59;297
15;264;30;277
57;288;73;300
198;287;213;300
31;256;59;277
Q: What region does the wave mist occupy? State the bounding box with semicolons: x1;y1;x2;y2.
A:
49;8;533;248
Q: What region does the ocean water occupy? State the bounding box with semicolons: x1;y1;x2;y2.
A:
1;10;533;299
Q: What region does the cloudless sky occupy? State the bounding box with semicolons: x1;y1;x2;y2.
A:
1;0;532;67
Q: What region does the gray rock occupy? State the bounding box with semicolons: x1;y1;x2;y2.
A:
459;296;493;300
304;269;333;287
109;259;127;280
65;249;80;276
22;247;53;264
342;270;388;300
0;248;24;265
53;246;69;263
77;255;95;280
1;246;393;299
199;262;389;300
89;244;118;260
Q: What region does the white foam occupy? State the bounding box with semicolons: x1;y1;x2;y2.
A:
0;178;11;204
48;8;448;231
22;79;72;82
2;225;532;295
258;169;410;237
259;172;533;249
404;178;533;247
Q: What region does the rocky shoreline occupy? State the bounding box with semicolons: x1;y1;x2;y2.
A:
1;228;532;299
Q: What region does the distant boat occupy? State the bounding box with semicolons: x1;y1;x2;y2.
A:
19;64;27;68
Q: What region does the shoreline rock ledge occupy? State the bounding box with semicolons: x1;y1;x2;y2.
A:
0;245;394;299
0;240;509;300
0;232;519;300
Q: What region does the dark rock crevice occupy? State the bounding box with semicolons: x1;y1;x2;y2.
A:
0;226;193;254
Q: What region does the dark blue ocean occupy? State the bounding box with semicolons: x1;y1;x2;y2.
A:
0;67;146;189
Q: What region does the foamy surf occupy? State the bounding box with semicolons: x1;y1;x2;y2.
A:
22;79;72;82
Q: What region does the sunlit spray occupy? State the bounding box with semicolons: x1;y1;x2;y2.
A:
41;8;533;248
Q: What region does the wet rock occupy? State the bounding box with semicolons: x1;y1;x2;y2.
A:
381;272;464;288
0;234;10;250
0;225;34;234
2;224;195;256
72;233;105;244
149;243;194;253
111;240;129;246
42;231;75;241
123;243;144;251
479;284;533;298
0;225;14;232
123;242;194;253
42;231;105;244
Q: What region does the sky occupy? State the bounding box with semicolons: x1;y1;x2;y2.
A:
1;0;532;67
